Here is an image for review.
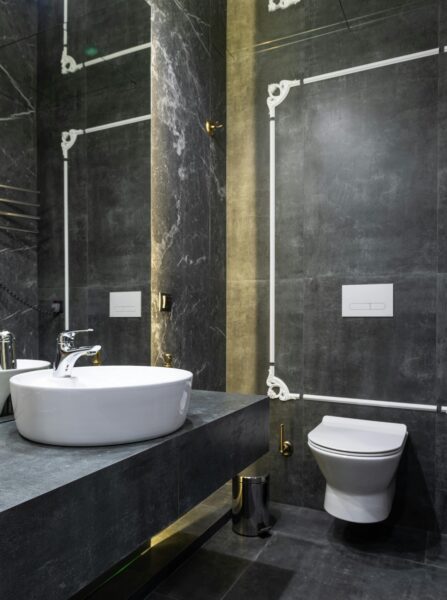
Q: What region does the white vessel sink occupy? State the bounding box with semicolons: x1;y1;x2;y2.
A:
10;365;193;446
0;359;50;413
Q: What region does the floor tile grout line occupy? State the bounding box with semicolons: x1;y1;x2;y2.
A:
270;529;431;569
219;533;277;600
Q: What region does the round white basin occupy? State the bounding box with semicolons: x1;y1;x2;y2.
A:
0;359;51;413
10;366;193;446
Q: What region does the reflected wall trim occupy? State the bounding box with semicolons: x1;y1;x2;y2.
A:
60;114;151;329
61;0;151;74
266;46;442;404
268;0;301;12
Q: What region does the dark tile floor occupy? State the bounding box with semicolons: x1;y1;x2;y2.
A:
145;502;447;600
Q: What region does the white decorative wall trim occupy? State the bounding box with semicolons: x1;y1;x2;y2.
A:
61;114;151;328
61;0;151;74
61;129;83;159
266;46;440;402
268;0;301;12
267;80;300;117
267;367;299;401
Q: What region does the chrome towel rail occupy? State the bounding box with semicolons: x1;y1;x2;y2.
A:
0;224;37;234
0;198;39;208
0;183;40;235
0;183;39;195
0;210;40;221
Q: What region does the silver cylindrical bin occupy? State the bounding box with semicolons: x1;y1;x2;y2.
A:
232;474;271;537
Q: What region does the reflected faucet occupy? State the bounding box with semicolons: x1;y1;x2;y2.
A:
54;329;101;378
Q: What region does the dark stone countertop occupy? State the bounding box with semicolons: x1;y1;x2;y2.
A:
0;390;266;514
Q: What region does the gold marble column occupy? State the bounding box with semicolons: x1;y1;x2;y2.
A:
227;1;267;394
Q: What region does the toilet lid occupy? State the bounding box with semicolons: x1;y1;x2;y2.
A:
308;416;407;455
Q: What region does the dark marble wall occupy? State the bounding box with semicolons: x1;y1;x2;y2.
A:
228;0;447;532
0;0;38;358
37;0;151;365
151;0;226;390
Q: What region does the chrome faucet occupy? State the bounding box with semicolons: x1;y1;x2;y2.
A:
54;329;101;378
0;331;16;370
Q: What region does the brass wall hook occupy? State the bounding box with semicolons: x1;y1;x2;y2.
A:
279;423;293;457
205;120;224;137
162;352;173;368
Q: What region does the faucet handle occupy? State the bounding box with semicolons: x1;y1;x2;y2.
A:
57;329;93;347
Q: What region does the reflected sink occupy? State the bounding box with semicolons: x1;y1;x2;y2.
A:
10;366;193;446
0;359;51;413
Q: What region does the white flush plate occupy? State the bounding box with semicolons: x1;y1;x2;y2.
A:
109;291;142;318
342;284;393;317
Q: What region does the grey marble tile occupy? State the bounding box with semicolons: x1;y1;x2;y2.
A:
203;520;271;562
0;0;38;359
223;533;433;600
329;519;428;565
302;59;437;277
85;123;150;288
87;284;150;365
439;55;447;273
157;546;250;600
255;398;304;507
270;502;334;542
71;0;151;61
426;532;447;569
85;50;151;128
38;286;88;363
150;0;225;388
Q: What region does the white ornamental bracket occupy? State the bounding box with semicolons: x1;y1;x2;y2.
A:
268;0;301;12
267;366;299;402
61;129;83;159
61;48;83;75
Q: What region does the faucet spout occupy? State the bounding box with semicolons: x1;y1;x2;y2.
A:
54;329;102;378
54;345;101;378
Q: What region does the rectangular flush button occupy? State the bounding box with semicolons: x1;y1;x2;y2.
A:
110;291;142;318
342;284;393;317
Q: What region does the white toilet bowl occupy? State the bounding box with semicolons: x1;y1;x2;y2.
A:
308;416;407;523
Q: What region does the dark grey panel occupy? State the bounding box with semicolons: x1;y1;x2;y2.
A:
301;59;437;277
178;398;269;513
87;284;150;366
69;0;151;61
303;274;437;404
0;392;268;600
86;122;150;288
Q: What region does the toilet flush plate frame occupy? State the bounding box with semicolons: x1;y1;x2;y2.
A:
265;47;440;402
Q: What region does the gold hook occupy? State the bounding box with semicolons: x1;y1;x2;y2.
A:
279;423;293;457
205;120;224;137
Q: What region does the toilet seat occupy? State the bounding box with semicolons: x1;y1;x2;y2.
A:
308;439;404;458
308;416;407;457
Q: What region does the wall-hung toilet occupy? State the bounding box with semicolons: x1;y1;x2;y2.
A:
308;416;407;523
